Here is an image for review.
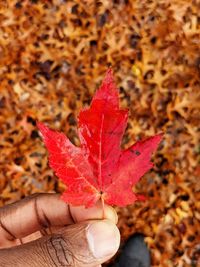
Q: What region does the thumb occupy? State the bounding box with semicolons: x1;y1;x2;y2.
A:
0;220;120;267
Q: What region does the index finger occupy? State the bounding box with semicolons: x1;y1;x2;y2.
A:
0;193;118;240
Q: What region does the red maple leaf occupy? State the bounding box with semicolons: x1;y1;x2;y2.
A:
38;69;162;208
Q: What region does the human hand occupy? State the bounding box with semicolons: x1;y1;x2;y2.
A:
0;193;120;267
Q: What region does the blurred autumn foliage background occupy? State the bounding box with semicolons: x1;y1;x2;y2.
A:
0;0;200;266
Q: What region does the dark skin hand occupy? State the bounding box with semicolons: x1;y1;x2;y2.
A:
0;193;120;267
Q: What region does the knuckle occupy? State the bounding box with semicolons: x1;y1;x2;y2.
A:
45;235;74;266
43;228;96;267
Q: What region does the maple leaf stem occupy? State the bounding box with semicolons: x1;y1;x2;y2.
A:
101;195;105;219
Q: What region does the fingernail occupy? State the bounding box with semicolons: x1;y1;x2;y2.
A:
86;220;120;259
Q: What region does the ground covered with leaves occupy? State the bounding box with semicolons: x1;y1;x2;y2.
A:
0;0;200;266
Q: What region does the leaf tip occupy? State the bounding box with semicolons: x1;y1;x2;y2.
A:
92;68;119;108
37;121;48;137
154;132;164;146
105;67;113;79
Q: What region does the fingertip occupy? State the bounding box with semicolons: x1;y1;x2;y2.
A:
105;205;118;224
86;220;120;259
